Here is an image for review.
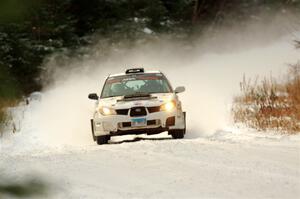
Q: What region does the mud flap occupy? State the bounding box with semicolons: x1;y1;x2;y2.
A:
183;112;186;134
90;119;96;141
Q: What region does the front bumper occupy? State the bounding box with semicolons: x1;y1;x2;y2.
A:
91;110;185;137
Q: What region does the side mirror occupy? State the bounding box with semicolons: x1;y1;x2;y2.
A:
88;93;99;100
174;86;185;94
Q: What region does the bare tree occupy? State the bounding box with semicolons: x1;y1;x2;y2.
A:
295;40;300;49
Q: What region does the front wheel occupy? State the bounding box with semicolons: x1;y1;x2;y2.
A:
96;135;110;145
169;129;185;139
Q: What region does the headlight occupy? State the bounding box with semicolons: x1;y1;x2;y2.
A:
160;100;176;112
98;107;116;116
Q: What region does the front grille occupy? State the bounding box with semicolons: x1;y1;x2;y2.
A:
130;107;147;117
147;106;160;113
116;109;129;115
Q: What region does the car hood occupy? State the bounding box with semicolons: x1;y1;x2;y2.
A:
98;93;175;109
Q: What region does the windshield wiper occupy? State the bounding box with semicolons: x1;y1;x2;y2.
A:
124;92;151;99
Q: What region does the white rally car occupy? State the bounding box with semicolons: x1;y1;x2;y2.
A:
88;68;186;145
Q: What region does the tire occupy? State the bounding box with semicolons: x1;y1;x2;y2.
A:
169;129;185;139
96;135;110;145
90;119;96;141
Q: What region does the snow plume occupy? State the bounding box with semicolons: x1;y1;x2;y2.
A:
12;13;300;147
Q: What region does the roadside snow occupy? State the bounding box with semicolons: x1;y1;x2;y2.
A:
1;100;300;199
143;27;153;34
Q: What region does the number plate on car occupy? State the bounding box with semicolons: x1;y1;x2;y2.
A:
131;118;146;127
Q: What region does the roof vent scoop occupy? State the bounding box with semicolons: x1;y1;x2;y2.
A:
125;68;144;74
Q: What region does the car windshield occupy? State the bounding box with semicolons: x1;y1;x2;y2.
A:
101;73;173;98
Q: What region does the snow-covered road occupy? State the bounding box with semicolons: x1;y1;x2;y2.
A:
1;34;300;198
1;131;300;199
